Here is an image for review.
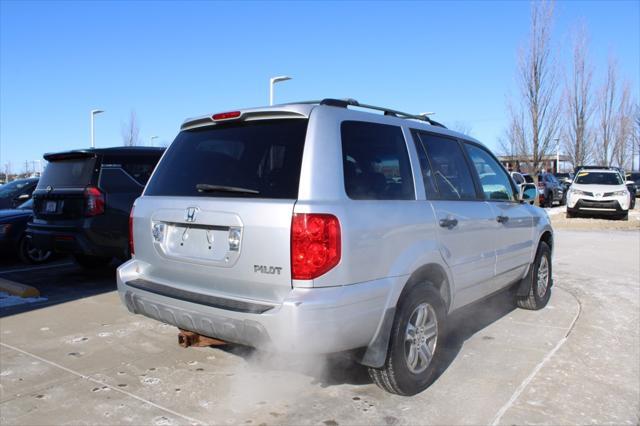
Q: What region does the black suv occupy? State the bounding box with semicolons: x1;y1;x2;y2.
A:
0;177;39;209
28;147;164;268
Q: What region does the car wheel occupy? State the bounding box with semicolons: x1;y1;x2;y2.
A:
18;235;52;264
630;198;636;210
368;285;445;396
566;209;576;219
517;242;552;310
73;254;112;269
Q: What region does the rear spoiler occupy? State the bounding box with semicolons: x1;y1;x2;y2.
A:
180;106;311;131
43;151;97;161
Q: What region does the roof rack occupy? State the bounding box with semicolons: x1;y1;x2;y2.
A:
305;98;447;128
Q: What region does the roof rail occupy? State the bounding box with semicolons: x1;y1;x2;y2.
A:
315;98;447;128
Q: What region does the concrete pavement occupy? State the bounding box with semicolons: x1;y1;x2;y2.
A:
0;230;638;425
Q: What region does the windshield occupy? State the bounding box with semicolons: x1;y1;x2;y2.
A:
37;157;97;188
0;179;35;199
146;119;308;199
574;171;623;185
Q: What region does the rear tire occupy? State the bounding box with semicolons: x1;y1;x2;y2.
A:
18;235;52;265
73;254;112;269
368;285;446;396
517;242;552;310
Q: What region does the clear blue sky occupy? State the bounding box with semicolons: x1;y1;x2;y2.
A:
1;0;638;173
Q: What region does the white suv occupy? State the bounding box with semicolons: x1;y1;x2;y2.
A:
567;169;631;220
117;99;553;395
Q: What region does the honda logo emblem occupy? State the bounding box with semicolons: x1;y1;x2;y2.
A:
185;207;198;222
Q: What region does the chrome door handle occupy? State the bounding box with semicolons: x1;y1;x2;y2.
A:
439;217;458;229
496;215;509;224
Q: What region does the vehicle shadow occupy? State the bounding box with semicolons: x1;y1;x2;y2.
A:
218;288;517;388
0;258;119;318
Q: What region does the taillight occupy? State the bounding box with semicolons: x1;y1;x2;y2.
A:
291;213;341;280
84;186;104;216
129;206;135;256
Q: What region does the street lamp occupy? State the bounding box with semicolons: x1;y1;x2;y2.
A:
269;76;292;106
90;109;104;148
150;136;159;146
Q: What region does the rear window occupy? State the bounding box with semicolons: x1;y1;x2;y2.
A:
145;119;308;198
37;158;97;188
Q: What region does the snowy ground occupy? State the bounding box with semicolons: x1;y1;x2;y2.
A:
545;202;640;230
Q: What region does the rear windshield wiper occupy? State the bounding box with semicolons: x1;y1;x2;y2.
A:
196;183;260;195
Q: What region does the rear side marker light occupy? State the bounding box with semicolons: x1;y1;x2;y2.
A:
291;213;341;280
212;111;241;121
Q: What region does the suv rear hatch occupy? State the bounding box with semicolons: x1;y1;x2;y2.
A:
33;153;99;221
134;117;308;305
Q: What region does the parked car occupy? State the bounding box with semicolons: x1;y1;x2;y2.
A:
28;147;164;268
536;172;564;207
626;172;640;198
0;199;52;264
509;172;534;205
117;99;552;396
554;173;573;205
0;178;38;209
567;169;631;220
575;166;636;209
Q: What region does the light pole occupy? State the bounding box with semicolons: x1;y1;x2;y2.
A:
150;136;159;146
269;76;291;106
90;109;104;148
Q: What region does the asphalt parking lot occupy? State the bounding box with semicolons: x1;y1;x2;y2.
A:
1;229;638;425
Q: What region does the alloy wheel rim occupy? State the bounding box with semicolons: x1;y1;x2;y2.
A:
404;302;438;374
537;255;549;298
26;244;51;262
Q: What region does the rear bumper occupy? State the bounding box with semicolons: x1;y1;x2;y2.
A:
27;222;125;258
116;259;394;354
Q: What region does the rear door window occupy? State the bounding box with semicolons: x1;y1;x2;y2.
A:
145;119;308;198
37;158;97;188
341;121;415;200
415;132;478;200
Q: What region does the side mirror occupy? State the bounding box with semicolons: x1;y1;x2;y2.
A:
519;183;537;205
17;193;30;200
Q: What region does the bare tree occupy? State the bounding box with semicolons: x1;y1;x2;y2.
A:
612;82;634;169
562;24;594;169
121;110;140;147
595;58;618;167
505;0;561;186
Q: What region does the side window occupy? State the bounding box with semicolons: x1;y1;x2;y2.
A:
416;133;477;200
464;143;515;201
410;131;438;199
122;158;160;185
341;121;415;200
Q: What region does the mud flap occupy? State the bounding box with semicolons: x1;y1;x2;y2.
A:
360;307;396;368
515;263;535;297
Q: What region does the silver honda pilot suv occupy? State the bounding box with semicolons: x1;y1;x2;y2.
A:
117;99;553;395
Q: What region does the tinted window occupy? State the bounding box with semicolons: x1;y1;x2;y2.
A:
411;132;438;199
99;167;141;192
0;179;37;199
145;120;307;198
524;175;534;184
464;143;515;201
341;121;414;200
37;158;97;188
512;173;525;185
102;155;161;186
416;133;477;200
